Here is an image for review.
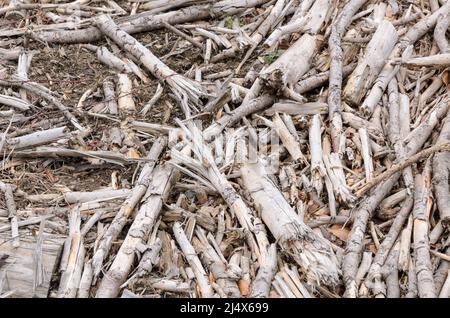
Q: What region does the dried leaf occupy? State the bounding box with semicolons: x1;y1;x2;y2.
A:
328;224;351;241
441;69;449;86
369;243;377;254
238;279;250;296
126;148;140;159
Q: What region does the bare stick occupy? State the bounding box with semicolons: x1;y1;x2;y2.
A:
3;183;19;247
173;222;214;298
356;142;450;197
433;106;450;228
412;168;436;298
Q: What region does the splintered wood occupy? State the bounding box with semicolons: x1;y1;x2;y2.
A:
0;0;449;298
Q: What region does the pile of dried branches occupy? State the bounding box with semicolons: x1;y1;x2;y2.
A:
0;0;449;298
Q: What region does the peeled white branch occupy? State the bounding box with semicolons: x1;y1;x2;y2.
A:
343;21;398;106
241;161;339;286
58;207;85;298
117;73;136;112
402;54;450;67
260;34;318;89
173;222;214;298
0;94;32;111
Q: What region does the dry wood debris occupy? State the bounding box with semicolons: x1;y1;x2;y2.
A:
0;0;449;298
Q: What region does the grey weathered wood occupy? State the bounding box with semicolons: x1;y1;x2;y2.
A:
0;235;64;298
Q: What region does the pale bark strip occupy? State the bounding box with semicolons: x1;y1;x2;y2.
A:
0;47;21;60
16;48;34;101
2;183;19;247
94;15;204;107
406;258;418;298
265;102;327;116
91;137;166;279
429;221;444;245
173;222;214;298
77;261;93;298
398;215;414;272
358;128;372;182
95;163;179;298
302;0;332;34
32;219;46;295
140;0;195;12
310;114;326;195
150;279;191;293
264;16;307;48
250;218;277;298
13;146;139;165
117;73;136;112
102;79;118;115
397;92;414;191
141;83;163;116
355;251;372;290
241;161;339;286
58;207;85;298
388;78;401;145
84;44;133;73
412;170;436;298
